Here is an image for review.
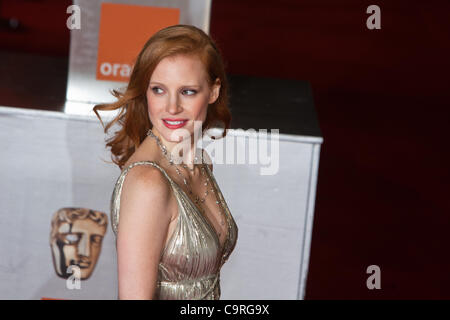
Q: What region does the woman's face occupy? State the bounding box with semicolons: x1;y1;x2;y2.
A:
146;54;220;144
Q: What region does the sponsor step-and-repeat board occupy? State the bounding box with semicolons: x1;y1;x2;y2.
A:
96;3;180;82
65;0;212;112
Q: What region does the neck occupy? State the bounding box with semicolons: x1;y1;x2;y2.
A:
147;128;200;170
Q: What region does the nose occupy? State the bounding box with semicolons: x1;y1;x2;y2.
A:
166;92;183;114
77;233;90;257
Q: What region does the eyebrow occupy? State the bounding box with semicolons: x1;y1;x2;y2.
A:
150;81;201;88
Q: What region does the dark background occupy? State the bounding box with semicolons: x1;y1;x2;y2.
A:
1;0;449;299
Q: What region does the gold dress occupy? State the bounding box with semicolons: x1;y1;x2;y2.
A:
110;160;238;300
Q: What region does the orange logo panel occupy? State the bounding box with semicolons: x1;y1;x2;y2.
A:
96;3;180;82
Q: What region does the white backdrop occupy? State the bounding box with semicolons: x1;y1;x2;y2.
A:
0;106;321;299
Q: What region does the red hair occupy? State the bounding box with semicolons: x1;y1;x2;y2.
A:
93;24;231;170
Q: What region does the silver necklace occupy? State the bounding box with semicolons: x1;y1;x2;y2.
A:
146;128;226;231
146;129;198;172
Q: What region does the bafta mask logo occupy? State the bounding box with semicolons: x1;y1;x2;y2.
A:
50;208;107;280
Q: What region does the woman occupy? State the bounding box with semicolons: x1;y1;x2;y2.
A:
93;24;238;300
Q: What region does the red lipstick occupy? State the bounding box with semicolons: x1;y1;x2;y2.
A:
162;118;188;129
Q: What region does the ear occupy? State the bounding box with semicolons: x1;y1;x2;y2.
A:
208;78;221;104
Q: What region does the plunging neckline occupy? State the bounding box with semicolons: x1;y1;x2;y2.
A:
168;163;229;255
124;160;229;257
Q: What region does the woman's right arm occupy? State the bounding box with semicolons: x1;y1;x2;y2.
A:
116;166;172;299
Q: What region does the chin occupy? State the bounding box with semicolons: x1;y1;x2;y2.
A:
162;126;193;141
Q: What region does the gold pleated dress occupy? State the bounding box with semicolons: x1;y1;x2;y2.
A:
110;160;238;300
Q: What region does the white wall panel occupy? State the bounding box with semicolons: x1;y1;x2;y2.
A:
0;106;321;299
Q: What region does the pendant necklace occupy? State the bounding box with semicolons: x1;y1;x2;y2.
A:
146;129;227;237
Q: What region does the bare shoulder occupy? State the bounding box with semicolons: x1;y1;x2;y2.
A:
123;163;169;188
122;162;170;188
202;149;213;172
119;164;172;223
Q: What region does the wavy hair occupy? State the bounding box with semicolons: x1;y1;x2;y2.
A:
93;24;231;170
50;208;107;241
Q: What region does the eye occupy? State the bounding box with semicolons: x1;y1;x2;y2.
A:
91;234;103;245
182;89;197;96
61;233;80;244
151;87;163;94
